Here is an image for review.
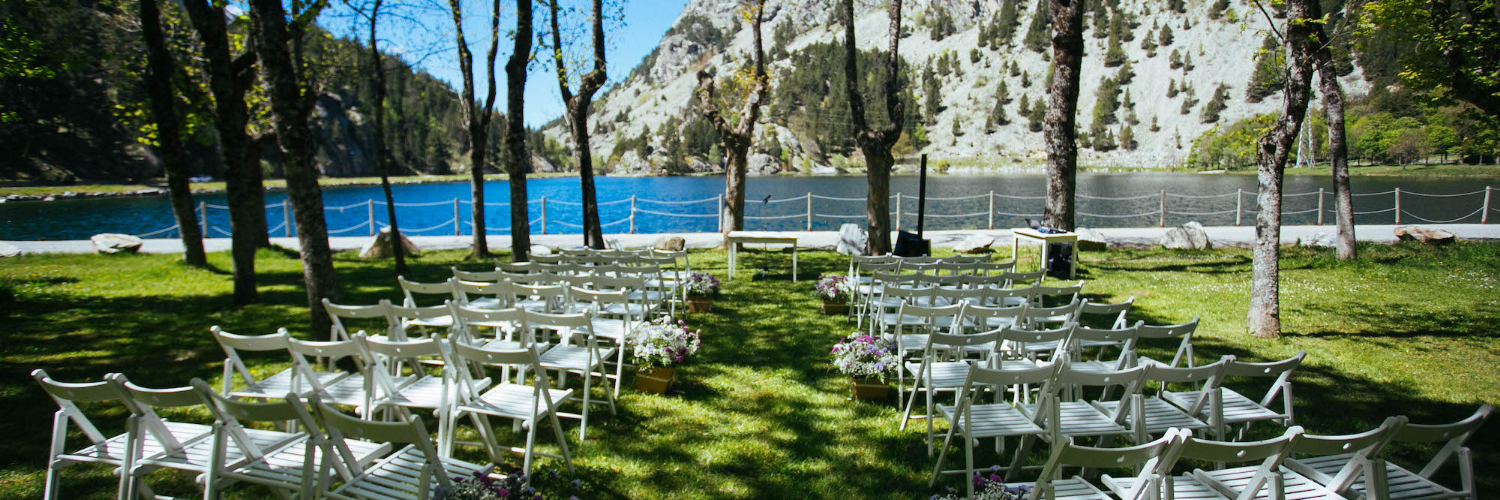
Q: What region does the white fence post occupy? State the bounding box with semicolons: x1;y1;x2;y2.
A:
717;194;724;233
1159;189;1166;228
1483;186;1491;224
1394;188;1401;225
988;190;995;229
895;193;902;232
540;197;547;235
368;200;376;236
283;201;291;237
453;198;461;236
630;195;637;234
199;201;208;237
806;192;812;231
1235;189;1243;227
1317;188;1325;226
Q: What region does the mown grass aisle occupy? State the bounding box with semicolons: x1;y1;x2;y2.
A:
1;242;1496;498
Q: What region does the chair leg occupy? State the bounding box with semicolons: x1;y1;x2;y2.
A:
900;377;921;431
579;370;592;442
522;416;539;477
1006;434;1036;482
546;408;576;475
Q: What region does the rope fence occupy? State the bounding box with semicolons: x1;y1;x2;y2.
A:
129;186;1495;238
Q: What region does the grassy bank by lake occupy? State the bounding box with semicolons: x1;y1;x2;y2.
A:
1;242;1496;499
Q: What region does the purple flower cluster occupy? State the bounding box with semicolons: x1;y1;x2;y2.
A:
928;466;1030;500
628;317;703;370
830;332;899;381
815;274;854;301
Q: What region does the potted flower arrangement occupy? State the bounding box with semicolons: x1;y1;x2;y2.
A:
627;317;702;394
684;272;720;313
830;332;899;401
434;468;586;499
814;274;854;315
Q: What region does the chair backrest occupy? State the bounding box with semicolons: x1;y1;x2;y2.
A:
323;299;396;341
1288;416;1407;494
189;378;327;489
1137;317;1199;368
451;266;503;282
1393;404;1493;479
1069;321;1143;366
902;261;940;275
986;283;1037;307
652;248;691;272
108;373;207;453
449;341;558;408
851;255;897;278
497;262;535;274
388;303;453;336
32;369;122;453
931;286;983;308
448;302;528;343
925;329;1004;363
1144;355;1234;415
509;282;568;311
1033;281;1084;307
522;309;595;347
913;273;963;289
452;278;509;307
975;260;1016;276
1170;427;1306;497
213;326;293;394
310;394;447;491
894;302;966;334
1002;323;1075;354
934;261;978;276
1223;351;1305;412
958;273;1006;289
1031;431;1185;500
398;276;457;307
1021;298;1083;328
999;269;1045;287
285;337;369;398
1079;297;1134;329
961;303;1027;334
530;254;566;264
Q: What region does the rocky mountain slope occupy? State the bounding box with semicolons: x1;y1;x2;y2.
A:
547;0;1368;176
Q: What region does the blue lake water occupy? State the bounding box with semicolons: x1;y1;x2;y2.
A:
1;173;1496;240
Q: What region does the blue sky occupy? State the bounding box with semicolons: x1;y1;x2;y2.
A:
319;0;690;128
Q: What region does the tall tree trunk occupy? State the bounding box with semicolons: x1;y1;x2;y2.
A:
449;0;501;258
367;0;407;276
140;0;206;267
842;0;905;256
548;0;609;249
181;0;260;304
248;0;338;339
1043;0;1085;231
1313;32;1355;260
695;0;768;247
1248;0;1319;339
503;0;534;262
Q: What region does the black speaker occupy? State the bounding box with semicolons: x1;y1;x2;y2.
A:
1045;242;1075;278
893;231;931;257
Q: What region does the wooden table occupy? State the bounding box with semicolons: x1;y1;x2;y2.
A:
1012;228;1078;279
726;232;799;281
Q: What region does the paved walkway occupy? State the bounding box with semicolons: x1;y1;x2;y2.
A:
5;224;1497;255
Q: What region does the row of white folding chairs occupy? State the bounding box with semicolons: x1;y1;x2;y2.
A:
850;254;1018;281
936;403;1490;500
855;273;1067;330
446;263;681;316
391;273;667;325
33;354;582;500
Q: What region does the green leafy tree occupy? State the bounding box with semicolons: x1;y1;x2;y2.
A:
1361;0;1500;116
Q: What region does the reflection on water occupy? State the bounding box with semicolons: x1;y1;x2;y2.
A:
1;173;1495;240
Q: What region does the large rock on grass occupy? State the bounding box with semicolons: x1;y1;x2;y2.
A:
0;242;21;258
358;227;422;259
1160;221;1211;250
837;223;867;255
1076;227;1108;251
92;233;143;254
529;244;553;256
1394;226;1456;245
1300;232;1335;248
654;236;686;252
954;234;995;254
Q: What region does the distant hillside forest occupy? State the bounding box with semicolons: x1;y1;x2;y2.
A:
0;0;571;184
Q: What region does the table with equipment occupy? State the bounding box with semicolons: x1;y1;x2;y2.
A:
1011;228;1078;279
726;232;799;282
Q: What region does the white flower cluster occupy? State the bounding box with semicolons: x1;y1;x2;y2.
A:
627;316;702;370
830;332;899;381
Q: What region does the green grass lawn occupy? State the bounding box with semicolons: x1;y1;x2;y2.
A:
1;243;1496;499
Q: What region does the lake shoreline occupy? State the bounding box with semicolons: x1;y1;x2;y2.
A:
3;162;1497;203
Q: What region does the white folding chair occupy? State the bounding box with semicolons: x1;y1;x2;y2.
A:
1162;351;1305;440
388;302;456;340
361;334;474;449
1033;281;1084;308
323;299;397;342
1095;355;1233;445
212;326;346;401
108;373;226;500
448;301;527;349
32;369;135;500
1010;361;1147;478
1012;431;1185;500
930;362;1058;483
1290;405;1492;500
190;380;390;500
447;341;575;475
311;395;493;500
1000;269;1045;288
901;329;1006;451
1275;417;1410;500
1105;427;1306;500
397;276;459;307
528;309;617;440
286;337;377;417
1136;317;1200;370
452;278;507;310
451;266;503;282
568;287;638;398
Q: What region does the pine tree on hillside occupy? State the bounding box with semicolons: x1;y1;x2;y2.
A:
1158;24;1174;46
1120;125;1136;150
1245;35;1285;102
1208;0;1230;19
998;80;1011;103
1200;83;1229;123
923;65;941;125
1022;0;1051;53
936;53;951;76
1169;49;1183;69
1116;59;1135;84
996;0;1019;45
1092;76;1122;126
1104;29;1127;67
1009;61;1021;76
1183;52;1194;72
1092;0;1109;38
1150;116;1160;132
1021;71;1032;87
978;23;990;48
1141;29;1158;56
1167;78;1179;97
970;48;981;63
993;97;1010;125
1027;95;1045;131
